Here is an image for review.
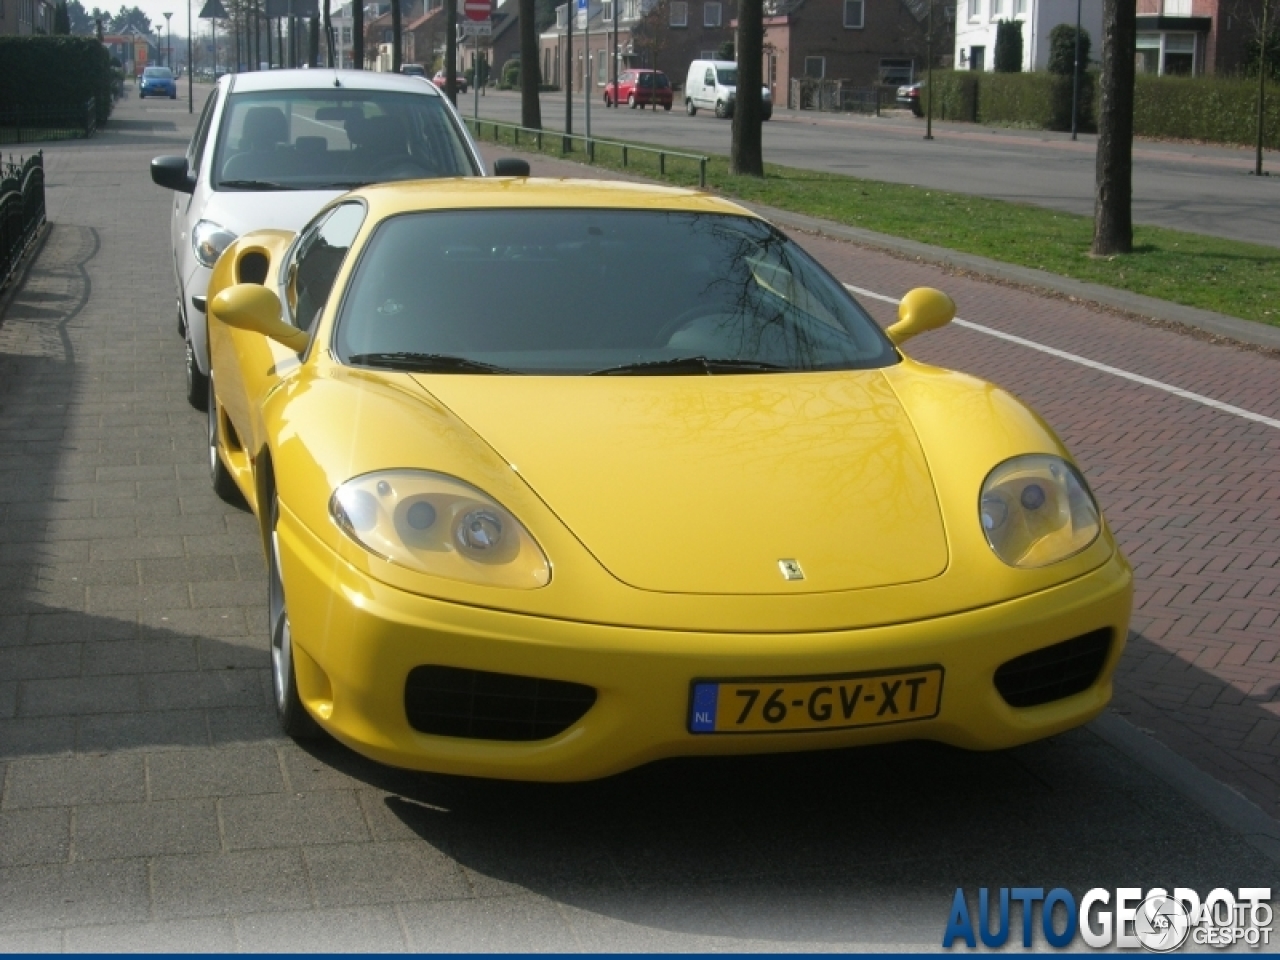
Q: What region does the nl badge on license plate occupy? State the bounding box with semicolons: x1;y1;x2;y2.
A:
689;665;943;734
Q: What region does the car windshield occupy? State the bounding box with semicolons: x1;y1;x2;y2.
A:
211;89;477;191
144;67;173;78
716;67;738;85
335;210;897;375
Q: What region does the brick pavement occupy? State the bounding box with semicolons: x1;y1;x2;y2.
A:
0;91;1276;949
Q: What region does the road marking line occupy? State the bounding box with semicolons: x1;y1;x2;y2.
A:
844;283;1280;432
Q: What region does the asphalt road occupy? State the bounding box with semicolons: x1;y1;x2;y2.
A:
464;88;1280;250
0;85;1276;950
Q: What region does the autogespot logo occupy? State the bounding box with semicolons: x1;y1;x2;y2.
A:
942;887;1273;951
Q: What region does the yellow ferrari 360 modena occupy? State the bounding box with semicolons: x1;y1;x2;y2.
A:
205;177;1132;781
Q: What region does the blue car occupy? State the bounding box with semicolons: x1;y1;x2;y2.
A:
140;66;177;99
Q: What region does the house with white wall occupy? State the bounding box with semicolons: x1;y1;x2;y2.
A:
953;0;1101;72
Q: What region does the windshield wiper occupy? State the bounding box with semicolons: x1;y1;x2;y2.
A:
310;181;369;190
347;352;519;375
219;179;295;190
590;356;787;376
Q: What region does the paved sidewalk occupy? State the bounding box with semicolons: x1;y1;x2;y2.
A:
0;91;1275;950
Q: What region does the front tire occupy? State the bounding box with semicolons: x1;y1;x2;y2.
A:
663;102;672;111
207;377;242;503
268;492;321;739
686;98;696;116
627;92;637;109
186;335;209;411
715;99;729;119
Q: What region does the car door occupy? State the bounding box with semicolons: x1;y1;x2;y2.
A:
213;201;367;457
697;67;716;108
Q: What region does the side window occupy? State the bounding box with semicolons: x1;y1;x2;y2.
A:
286;202;366;331
705;68;715;85
188;90;220;174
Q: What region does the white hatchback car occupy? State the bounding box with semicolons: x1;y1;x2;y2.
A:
151;69;491;410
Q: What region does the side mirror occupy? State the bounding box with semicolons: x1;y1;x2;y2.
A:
493;157;531;177
885;287;956;346
210;284;310;352
151;155;195;194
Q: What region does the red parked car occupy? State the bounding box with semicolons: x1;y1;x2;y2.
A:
603;69;673;110
432;70;469;94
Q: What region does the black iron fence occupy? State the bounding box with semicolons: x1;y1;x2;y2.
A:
0;98;97;145
0;151;46;294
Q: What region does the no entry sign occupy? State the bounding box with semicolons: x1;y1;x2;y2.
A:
463;0;490;21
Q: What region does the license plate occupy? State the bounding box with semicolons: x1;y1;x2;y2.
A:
688;665;943;734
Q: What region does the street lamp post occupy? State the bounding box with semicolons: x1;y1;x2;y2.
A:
1070;0;1082;140
187;0;193;110
924;0;934;139
164;12;173;69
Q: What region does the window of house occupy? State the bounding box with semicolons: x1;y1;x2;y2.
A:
967;0;980;19
843;0;863;27
602;0;612;18
556;3;567;27
990;0;1002;16
1163;32;1196;74
669;1;687;26
1013;0;1025;14
597;51;608;83
1163;0;1190;15
1135;33;1160;74
704;1;721;26
701;49;718;58
804;56;825;78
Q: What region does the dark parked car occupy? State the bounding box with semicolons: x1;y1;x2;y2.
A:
140;66;178;99
897;81;923;117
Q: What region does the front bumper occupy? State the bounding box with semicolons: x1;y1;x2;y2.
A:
278;501;1132;782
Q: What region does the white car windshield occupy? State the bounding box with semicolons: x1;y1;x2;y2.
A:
335;210;897;375
211;89;478;191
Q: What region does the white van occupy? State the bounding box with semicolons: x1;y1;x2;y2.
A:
684;60;773;121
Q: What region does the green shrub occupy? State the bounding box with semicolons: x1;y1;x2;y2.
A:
924;70;979;122
1131;72;1280;149
0;36;114;125
980;70;1093;130
994;19;1024;73
1048;23;1090;76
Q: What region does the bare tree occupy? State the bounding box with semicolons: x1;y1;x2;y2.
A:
630;0;672;79
1091;0;1135;255
520;0;542;127
731;0;764;175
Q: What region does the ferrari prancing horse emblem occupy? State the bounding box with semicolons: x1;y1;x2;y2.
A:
778;559;805;581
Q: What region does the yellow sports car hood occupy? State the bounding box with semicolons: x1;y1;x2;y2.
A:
417;371;949;595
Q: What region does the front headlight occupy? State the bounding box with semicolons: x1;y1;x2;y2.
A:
979;455;1100;568
329;470;551;589
192;219;237;269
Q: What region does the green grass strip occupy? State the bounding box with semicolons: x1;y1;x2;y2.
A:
470;120;1280;329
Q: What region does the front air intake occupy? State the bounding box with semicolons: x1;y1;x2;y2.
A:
405;666;596;741
993;629;1112;708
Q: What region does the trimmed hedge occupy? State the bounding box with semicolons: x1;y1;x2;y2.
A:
980;70;1094;131
0;36;114;125
923;68;1274;148
924;70;979;122
1132;73;1279;149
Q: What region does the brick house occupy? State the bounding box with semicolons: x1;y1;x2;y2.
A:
538;0;735;97
0;0;54;35
763;0;944;100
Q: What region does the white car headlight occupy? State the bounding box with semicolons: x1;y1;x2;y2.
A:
192;220;237;269
329;470;551;589
979;455;1101;568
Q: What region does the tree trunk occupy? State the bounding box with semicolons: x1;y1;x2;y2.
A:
519;0;542;128
730;0;764;176
1092;0;1136;255
390;0;402;70
353;0;363;68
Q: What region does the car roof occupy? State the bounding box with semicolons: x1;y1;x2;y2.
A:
222;68;445;98
354;177;754;221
